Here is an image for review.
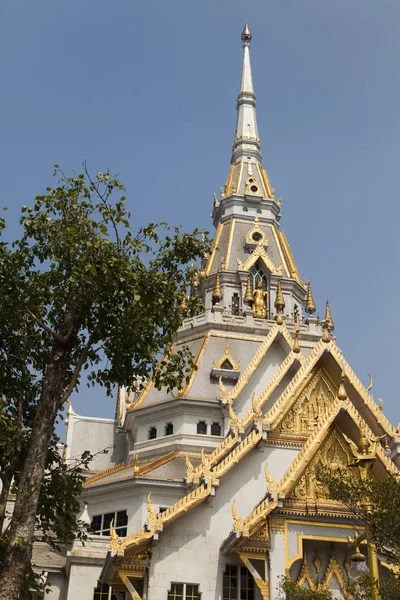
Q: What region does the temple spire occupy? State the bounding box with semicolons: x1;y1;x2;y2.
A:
232;21;262;163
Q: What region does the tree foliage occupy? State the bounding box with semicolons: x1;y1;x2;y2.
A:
0;166;209;599
277;578;334;600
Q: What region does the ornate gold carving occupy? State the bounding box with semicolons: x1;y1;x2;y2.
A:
133;455;140;477
212;272;223;302
269;515;285;534
219;376;228;401
337;371;347;401
83;461;127;487
251;282;267;318
244;274;253;304
274;279;285;325
237;241;283;275
146;493;157;529
288;427;356;503
321;547;348;596
110;519;123;555
232;500;245;534
245;216;268;246
277;369;336;436
213;341;240;370
296;553;316;590
313;551;322;574
293;315;300;353
252;392;263;421
324;300;334;331
342;430;385;480
264;464;276;494
228;399;239;429
186;453;196;482
200;447;212;479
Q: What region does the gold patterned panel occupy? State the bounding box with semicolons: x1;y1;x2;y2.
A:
287;427;358;504
277;369;336;436
296;553;316;590
237;241;283;275
321;547;349;597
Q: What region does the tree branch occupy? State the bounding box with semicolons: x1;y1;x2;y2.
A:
26;309;63;343
60;336;95;405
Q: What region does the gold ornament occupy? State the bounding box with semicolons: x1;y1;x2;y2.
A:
212;272;223;303
324;300;334;331
274;279;285;324
252;281;268;319
337;371;347;400
305;281;316;315
244;274;253;304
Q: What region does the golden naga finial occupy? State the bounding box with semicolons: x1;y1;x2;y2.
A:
264;464;276;493
232;500;244;533
274;279;285;325
213;192;220;208
377;397;384;411
212;272;223;304
337;371;348;400
228;399;239;429
219;376;228;402
186;453;195;480
147;492;157;529
366;373;373;392
109;519;123;554
244;274;253;304
251;392;262;421
305;281;316;315
133;454;140;477
324;300;334;331
293;314;301;353
201;447;212;478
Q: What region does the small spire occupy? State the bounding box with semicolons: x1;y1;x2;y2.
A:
324;300;334;331
212;272;223;303
241;20;252;44
275;279;285;325
244;274;253;304
305;281;316;315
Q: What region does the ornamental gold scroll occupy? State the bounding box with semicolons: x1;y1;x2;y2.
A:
278;371;335;436
288;427;358;503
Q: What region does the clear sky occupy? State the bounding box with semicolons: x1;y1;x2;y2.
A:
1;0;400;433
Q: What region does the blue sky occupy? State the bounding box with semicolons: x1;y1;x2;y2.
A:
1;0;400;432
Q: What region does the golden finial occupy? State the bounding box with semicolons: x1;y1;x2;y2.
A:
147;492;157;528
219;376;228;402
305;281;316;315
264;464;276;493
212;271;223;303
343;554;351;575
133;454;140;477
274;279;285;325
244;274;253;304
293;314;301;353
109;519;122;554
186;453;195;480
337;371;347;400
366;373;372;392
180;294;187;310
228;399;239;429
324;300;334;331
232;500;244;533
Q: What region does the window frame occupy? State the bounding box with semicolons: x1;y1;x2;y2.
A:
167;583;201;600
223;564;255;600
91;509;128;537
165;422;174;436
211;422;221;436
197;421;208;435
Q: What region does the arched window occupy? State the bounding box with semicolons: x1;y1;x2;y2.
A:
148;426;157;439
197;421;207;435
211;422;221;436
250;262;268;290
165;422;174;436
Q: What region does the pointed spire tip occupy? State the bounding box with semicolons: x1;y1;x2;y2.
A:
241;20;252;44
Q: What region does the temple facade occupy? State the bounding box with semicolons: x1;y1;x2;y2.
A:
40;22;399;600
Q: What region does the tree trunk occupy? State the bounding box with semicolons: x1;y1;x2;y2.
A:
0;347;69;600
0;476;11;536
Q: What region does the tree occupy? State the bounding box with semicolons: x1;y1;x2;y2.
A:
318;467;400;599
277;578;334;600
0;166;208;600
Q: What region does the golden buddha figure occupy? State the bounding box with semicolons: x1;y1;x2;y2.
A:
252;281;268;318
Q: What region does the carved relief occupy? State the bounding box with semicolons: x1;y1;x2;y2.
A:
288;427;358;503
278;370;336;436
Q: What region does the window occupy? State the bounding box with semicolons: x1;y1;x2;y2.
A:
167;583;201;600
197;421;207;435
149;426;157;439
91;510;128;537
211;422;221;436
250;263;268;290
223;565;255;600
93;582;118;600
165;422;174;436
231;293;240;316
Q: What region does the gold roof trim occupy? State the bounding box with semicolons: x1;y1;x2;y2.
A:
278;231;303;285
237;241;283;275
178;334;211;397
213;341;241;370
204;221;224;276
257;164;275;199
222;164;235;198
223;218;236;270
83;461;127;487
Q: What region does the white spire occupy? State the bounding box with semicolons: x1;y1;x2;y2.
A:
232;21;262;164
